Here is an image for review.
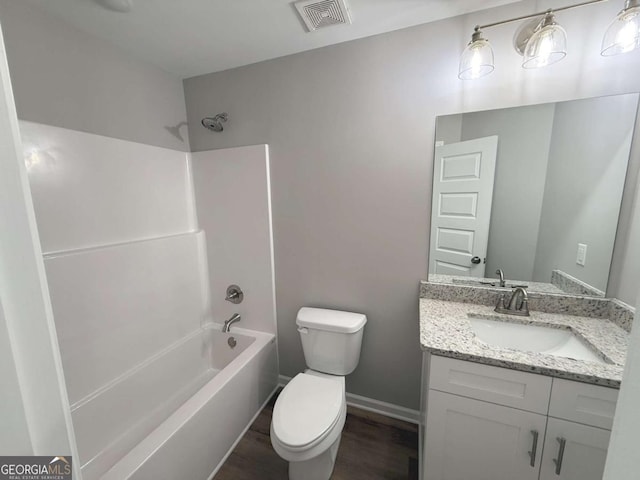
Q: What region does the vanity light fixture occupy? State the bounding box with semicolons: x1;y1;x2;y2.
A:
459;0;637;79
602;0;640;55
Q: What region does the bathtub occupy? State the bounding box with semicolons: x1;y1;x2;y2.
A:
96;325;278;480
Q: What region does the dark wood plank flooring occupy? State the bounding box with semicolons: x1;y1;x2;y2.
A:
214;390;419;480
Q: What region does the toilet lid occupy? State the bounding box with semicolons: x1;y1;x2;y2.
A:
273;373;343;448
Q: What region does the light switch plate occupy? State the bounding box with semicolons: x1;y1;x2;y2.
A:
576;243;587;266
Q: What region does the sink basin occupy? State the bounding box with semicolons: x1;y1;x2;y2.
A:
468;315;608;364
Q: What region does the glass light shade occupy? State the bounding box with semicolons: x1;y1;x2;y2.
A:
601;4;640;55
523;16;567;69
458;36;494;80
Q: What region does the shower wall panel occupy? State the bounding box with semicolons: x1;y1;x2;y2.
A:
191;145;277;334
20;120;194;254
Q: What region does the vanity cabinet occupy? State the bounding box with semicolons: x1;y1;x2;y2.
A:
425;390;546;480
423;356;618;480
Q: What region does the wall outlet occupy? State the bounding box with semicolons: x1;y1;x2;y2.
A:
576;243;587;266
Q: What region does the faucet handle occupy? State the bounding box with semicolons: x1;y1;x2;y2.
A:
225;284;244;304
495;294;506;312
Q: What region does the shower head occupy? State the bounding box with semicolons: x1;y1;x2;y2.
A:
201;113;228;132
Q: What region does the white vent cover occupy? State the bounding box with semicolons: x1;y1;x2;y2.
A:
294;0;352;32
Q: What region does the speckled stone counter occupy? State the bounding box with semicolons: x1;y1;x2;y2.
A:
550;270;605;297
429;271;607;297
419;297;629;388
429;273;567;295
420;280;635;332
421;280;611;318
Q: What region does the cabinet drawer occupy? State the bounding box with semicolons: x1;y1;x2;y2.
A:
549;378;618;430
429;355;552;414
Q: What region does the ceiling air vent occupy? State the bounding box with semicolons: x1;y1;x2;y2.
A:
294;0;352;32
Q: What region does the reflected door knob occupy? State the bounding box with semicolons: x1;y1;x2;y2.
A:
471;256;481;264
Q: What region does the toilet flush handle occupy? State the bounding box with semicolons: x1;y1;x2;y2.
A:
297;327;309;334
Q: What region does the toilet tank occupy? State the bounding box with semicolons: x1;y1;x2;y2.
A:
296;307;367;375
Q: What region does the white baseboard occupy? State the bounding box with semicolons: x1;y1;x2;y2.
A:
345;391;421;424
278;374;420;425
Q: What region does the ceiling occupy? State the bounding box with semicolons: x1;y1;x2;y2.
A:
26;0;522;79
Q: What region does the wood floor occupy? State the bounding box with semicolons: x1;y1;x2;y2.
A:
214;390;419;480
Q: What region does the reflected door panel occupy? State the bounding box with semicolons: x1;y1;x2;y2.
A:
429;136;498;277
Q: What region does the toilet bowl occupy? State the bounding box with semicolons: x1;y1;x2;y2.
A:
270;307;366;480
271;372;346;480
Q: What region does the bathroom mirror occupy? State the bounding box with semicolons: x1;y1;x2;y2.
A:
428;93;640;297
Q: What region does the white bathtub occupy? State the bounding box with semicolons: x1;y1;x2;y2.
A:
97;326;278;480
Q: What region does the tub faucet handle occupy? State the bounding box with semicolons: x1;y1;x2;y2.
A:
225;284;244;304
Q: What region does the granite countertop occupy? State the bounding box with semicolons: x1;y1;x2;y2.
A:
428;274;567;295
420;298;629;388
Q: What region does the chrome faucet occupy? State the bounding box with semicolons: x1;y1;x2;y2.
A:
495;269;506;288
495;287;530;316
222;313;241;333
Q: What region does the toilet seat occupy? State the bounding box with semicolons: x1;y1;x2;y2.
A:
273;373;343;449
271;373;346;462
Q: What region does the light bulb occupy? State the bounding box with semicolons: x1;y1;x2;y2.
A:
536;33;554;66
618;21;638;51
470;49;483;77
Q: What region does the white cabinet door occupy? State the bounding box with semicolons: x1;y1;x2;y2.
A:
424;390;546;480
429;136;498;277
539;418;611;480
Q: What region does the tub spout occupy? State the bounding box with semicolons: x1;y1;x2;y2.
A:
223;313;241;333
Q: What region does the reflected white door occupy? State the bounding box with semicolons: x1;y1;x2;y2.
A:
429;136;498;277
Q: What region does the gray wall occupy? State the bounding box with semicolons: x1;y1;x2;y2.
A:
608;104;640;306
0;0;189;151
435;114;462;144
610;178;640;306
533;95;637;292
184;0;640;409
460;104;555;281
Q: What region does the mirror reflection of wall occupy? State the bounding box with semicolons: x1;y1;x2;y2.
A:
431;93;639;298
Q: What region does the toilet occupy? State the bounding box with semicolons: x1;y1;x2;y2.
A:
270;307;367;480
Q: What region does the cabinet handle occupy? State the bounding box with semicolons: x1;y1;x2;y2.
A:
553;437;567;475
528;430;539;467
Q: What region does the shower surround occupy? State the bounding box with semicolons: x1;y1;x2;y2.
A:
21;121;278;479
